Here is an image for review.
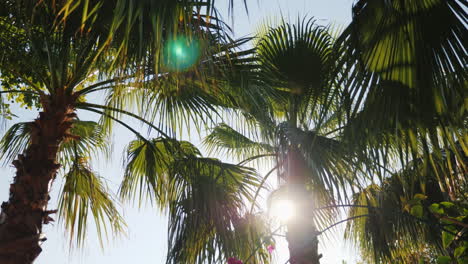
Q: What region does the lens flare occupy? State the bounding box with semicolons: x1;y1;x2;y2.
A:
163;36;200;71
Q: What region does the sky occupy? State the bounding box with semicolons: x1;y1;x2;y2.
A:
0;1;360;263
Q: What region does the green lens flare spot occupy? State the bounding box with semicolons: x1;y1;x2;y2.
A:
163;36;200;71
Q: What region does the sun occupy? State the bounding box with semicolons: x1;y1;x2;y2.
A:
270;199;295;223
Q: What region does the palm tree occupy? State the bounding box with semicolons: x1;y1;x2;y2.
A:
204;18;367;264
0;0;243;262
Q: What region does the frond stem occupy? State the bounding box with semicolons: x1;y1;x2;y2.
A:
237;153;277;166
74;75;136;97
317;214;369;235
0;90;40;95
76;102;171;139
249;165;278;215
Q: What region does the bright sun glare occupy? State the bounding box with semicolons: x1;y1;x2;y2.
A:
174;45;184;57
270;199;295;223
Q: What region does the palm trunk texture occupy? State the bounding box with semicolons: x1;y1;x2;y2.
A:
0;95;74;264
286;148;322;264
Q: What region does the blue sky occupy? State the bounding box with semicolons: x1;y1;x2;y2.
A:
0;1;359;263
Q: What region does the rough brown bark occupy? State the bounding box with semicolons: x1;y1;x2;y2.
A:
0;94;74;264
286;148;322;264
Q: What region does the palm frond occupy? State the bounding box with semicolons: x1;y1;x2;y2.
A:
95;35;256;137
119;137;200;208
344;183;443;263
255;18;337;122
343;150;468;263
0;122;31;165
278;125;365;203
203;123;275;162
58;120;110;168
0;120;109;166
58;158;126;248
166;157;268;264
337;0;467;176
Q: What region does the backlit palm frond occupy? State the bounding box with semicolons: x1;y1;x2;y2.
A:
209;40;278;138
119;137;200;208
166;157;267;264
345;188;443;263
255;18;337;120
344;139;467;263
58;158;126;248
1;0;230;97
55;0;226;74
141;75;221;135
0;122;31;165
279;125;364;204
0;120;109;167
337;0;468;173
204;123;275;162
95;81;153;136
143;36;268;136
58;120;110;168
338;0;467;108
97;35;254;137
343;162;457;263
230;213;273;264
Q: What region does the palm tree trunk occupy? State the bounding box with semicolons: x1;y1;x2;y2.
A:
0;96;74;264
286;148;322;264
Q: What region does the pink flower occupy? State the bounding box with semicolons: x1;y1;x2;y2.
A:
227;257;243;264
267;244;275;254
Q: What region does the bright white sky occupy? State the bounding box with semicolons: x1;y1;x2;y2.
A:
0;1;360;263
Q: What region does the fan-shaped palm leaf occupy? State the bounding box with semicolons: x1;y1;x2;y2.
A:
120;135;269;263
345;144;467;263
58;157;126;247
166;156;267;264
337;0;467;176
255;18;340;126
119;137;200;207
204;123;276;161
0;120;109;166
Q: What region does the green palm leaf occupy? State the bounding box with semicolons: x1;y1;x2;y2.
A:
58;120;110;167
344;143;467;263
278;124;365;205
345;181;442;263
0;120;109;166
120;135;269;263
203;123;276;161
0;122;31;165
338;0;467;175
255;18;339;125
58;158;126;248
166;157;267;264
120;137;200;207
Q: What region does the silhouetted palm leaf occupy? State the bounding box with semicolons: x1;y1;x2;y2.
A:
345;144;467;263
166;157;266;264
338;0;467;177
